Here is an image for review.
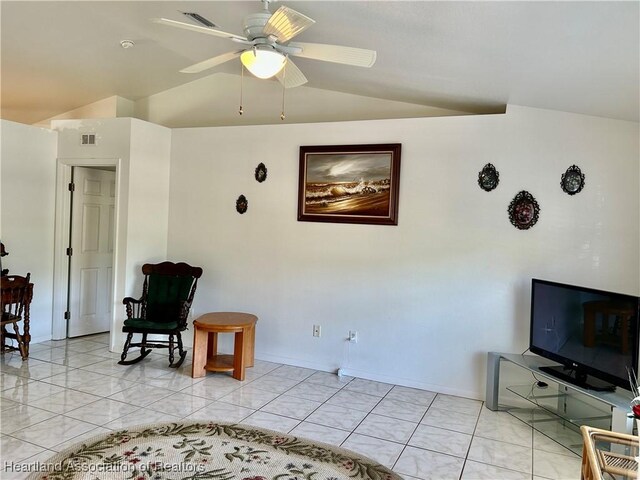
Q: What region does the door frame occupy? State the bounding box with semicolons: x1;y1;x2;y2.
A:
52;158;122;341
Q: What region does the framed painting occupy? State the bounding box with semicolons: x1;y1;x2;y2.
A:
297;144;401;225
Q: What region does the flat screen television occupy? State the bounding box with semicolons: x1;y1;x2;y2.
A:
529;278;640;392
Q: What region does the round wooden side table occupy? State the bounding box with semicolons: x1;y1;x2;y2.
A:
191;312;258;381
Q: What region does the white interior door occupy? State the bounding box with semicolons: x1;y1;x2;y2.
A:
68;167;116;337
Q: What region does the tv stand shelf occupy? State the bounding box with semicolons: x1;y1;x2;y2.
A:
487;352;633;436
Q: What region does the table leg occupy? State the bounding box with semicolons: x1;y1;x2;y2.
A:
486;352;501;411
232;330;246;381
244;323;255;367
191;327;209;378
207;332;218;358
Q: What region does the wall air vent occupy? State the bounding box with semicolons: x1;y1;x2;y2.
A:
80;133;96;146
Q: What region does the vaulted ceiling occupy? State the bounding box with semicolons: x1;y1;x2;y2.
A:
1;1;638;126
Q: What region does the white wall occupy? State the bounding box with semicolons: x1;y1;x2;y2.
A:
1;120;58;343
37;96;135;128
53;118;171;350
168;105;639;399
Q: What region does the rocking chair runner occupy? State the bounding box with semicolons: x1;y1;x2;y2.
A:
119;262;203;368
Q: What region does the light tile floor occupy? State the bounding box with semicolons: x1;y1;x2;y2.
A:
1;334;582;479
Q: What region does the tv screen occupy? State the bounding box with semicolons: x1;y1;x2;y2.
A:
530;278;639;391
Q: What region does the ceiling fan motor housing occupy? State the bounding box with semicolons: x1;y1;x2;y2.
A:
243;12;272;41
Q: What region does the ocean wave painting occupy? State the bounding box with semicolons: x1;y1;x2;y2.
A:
298;144;402;225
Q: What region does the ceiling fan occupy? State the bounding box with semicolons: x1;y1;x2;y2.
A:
152;0;377;89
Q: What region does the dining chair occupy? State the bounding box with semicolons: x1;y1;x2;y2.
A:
1;273;32;359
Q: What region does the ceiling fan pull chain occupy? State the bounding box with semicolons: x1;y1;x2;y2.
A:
239;64;244;116
280;60;286;121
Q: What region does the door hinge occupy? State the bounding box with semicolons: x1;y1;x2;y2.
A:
64;311;71;320
66;247;73;256
68;182;75;192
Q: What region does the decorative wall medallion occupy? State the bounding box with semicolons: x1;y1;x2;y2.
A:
478;163;499;191
236;195;248;214
560;165;585;195
508;190;540;230
255;163;268;183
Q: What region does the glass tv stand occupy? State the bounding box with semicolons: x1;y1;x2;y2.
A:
486;352;633;454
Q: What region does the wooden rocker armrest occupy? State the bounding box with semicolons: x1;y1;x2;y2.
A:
123;296;142;305
123;296;144;319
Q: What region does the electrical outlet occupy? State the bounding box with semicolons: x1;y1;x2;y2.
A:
313;324;321;337
348;330;358;343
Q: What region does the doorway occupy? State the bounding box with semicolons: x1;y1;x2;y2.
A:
67;166;116;337
52;159;121;342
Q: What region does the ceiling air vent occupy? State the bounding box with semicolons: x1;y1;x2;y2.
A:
80;133;96;146
182;12;217;28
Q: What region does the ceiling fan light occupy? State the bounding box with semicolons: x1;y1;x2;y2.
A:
240;48;286;79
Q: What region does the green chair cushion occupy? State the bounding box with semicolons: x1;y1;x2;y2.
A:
145;273;194;323
123;318;179;330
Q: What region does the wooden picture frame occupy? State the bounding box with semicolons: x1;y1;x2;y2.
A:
298;144;401;225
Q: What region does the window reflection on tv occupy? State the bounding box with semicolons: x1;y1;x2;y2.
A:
530;279;639;390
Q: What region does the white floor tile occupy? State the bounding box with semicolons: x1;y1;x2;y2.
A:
305;403;367;430
1;435;46;462
372;398;428;422
241;411;300;433
421;406;478;434
354;413;417;443
430;393;483;416
286;382;339;402
260;394;322;419
345;378;393;397
467;436;532;474
461;460;531;479
290;421;351;446
341;433;404;468
65;398;139;425
409;424;472;458
304;371;353;388
185;401;254;422
103;409;182;430
533;449;582;479
50;426;113;452
326;389;381;412
3;448;57;480
107;384;175;406
0;404;58;434
269;365;315;381
26;389;101;414
1;379;67;404
11;415;98;449
394;445;464;480
247;375;301;394
219;385;279;409
386;386;437;407
146;392;212;417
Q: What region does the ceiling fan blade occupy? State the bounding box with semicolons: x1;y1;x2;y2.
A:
180;50;243;74
276;58;308;88
263;6;315;43
151;18;247;42
289;42;376;68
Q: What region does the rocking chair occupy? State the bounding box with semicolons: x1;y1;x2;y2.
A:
119;262;203;368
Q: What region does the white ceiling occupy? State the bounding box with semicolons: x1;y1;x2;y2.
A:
1;1;638;126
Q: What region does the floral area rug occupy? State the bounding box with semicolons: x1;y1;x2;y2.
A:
25;421;403;480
